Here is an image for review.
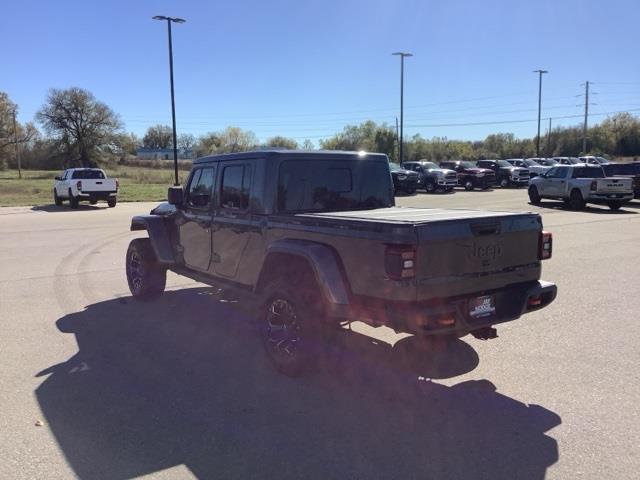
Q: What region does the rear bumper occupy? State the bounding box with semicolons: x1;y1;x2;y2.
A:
586;193;633;204
77;191;117;201
328;280;557;337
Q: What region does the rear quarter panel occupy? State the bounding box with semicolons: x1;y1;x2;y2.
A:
265;216;418;302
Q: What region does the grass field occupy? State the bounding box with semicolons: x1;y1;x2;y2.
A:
0;166;189;207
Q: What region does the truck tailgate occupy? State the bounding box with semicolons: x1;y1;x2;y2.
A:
415;212;542;300
79;179;117;192
595;177;633;194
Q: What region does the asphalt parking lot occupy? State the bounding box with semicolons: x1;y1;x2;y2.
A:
1;188;639;479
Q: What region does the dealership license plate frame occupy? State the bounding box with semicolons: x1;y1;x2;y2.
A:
469;294;496;319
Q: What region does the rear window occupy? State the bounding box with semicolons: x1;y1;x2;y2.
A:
572;167;605;178
71;169;105;179
277;159;392;213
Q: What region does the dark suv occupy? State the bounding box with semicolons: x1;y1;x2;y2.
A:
439;161;496;190
476;160;530;188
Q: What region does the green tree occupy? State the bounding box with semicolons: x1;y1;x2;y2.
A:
36;87;122;167
264;135;298;149
143;124;173;149
195;127;258;155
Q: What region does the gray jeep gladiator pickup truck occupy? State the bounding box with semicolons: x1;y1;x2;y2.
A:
126;150;557;375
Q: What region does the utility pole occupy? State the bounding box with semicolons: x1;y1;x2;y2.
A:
533;69;548;157
546;117;552;157
392;52;413;164
582;81;590;154
153;15;186;186
12;109;21;179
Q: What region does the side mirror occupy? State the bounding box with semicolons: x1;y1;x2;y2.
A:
168;186;184;206
54;176;62;181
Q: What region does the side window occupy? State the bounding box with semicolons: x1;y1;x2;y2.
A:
186;167;215;208
545;167;558;178
550;167;568;178
220;164;252;210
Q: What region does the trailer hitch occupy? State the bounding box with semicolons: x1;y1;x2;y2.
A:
470;327;498;340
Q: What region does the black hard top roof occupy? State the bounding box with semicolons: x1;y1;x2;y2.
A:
194;149;388;164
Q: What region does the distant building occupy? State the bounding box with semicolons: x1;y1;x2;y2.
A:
136;147;194;160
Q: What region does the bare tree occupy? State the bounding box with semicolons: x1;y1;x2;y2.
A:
36;87;122;167
0;92;37;170
177;133;195;151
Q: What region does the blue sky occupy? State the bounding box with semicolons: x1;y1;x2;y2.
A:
4;0;640;144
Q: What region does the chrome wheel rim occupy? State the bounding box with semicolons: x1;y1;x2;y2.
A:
266;298;301;359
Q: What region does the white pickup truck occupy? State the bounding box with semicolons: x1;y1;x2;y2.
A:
528;164;633;210
53;168;118;208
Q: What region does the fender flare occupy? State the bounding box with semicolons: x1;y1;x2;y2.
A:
257;239;350;306
130;215;175;265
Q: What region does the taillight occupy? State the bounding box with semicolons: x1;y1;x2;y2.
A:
116;179;119;190
539;231;552;260
590;180;597;191
385;245;416;280
76;180;82;191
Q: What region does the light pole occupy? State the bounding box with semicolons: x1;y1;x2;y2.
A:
392;52;412;164
533;69;548;157
153;15;186;186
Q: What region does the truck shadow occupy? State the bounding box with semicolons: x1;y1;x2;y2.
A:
31;204;105;213
530;200;637;214
35;288;560;480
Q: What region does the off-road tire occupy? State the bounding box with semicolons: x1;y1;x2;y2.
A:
53;189;63;206
261;277;327;377
528;185;541;205
464;180;474;191
126;238;166;301
107;198;117;208
500;178;509;188
568;189;585;210
69;189;79;209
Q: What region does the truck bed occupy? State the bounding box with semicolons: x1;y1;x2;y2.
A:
298;206;535;224
279;206;543;304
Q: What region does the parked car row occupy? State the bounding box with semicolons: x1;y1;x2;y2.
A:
393;158;530;194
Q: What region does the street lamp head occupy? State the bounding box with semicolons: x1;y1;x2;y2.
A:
152;15;186;23
392;52;413;57
533;69;549;74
